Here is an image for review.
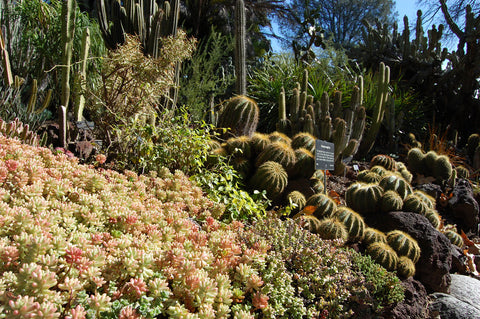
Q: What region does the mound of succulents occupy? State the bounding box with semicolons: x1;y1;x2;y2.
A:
0;135;404;318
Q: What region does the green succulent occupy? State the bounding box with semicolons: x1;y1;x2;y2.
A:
250;161;288;200
316;217;349;241
370;154;396;171
443;230;464;248
396;256;416;278
403;193;429;215
291;148;315;178
305;193;338;219
357;170;382;184
217;95;259;138
345;182;383;214
333;206;366;241
366;242;399;271
256;141;296;171
406;147;425;174
386;230;421;263
363;227;388;246
380;190;404;213
291;132;316;153
287;190;307;210
379;174;413;200
225;135;252;159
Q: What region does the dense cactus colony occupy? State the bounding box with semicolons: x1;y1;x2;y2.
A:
345;182;383;214
216;95;259;138
305;193;338;219
386;230;421;263
334;206;366;241
250;161;288;200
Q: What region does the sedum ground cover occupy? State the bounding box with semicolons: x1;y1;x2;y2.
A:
0;135;403;318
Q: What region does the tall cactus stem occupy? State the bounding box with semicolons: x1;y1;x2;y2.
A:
74;27;90;122
234;0;246;95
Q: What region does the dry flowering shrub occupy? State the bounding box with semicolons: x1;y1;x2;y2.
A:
0;136;271;318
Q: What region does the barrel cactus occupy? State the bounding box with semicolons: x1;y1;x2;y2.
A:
386;230;421;263
345;182;383;214
316;217;348;241
379;174;413;200
333;206;366;241
443;230;464;248
287;190;307;210
403;193;429;215
291;148;315;178
232;157;252;180
311;178;324;193
255;141;296;171
413;190;436;209
295;214;322;234
455;166;470;179
216;95;259;138
424;209;441;229
225;135;252;159
433;155;453;183
396;162;413;183
305;193;338;219
366;242;399;271
251;132;270;155
291;132;316;153
250;161;288;200
380;190;404;213
357;170;382;184
423;150;439;176
397;256;416;278
369;165;388;177
268;131;291;145
370;154;396;171
363;227;387;246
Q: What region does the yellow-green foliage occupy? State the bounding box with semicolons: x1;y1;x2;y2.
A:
305;193;338;219
386;230;421;263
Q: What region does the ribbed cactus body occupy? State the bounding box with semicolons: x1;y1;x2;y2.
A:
363;227;387;246
295;214;322;234
369;165;388;177
251;132;271;155
287;191;307;210
226;135;252;159
443;230;463;248
305;193;338;219
250;161;288;200
413;190;436;209
311;178;324;193
379;174;413;200
407;147;425;174
357;170;382;184
291;132;316;153
424;209;441;229
366;242;399;271
380;190;404;212
386;230;421;263
403;194;429;215
396;162;413;183
316;218;348;241
217;96;259;137
397;256;416;278
466;133;480;159
433;155;452;182
345;182;383;214
232;157;251;180
256;141;296;171
455;166;470;179
268;131;291;145
423;150;438;176
291;148;315;178
334;206;365;241
370;154;396;171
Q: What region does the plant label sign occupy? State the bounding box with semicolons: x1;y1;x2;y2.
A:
315;139;335;171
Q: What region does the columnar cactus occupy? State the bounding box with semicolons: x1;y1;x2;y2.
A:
345;182;383;214
250;161;288;200
366;242;399;271
255;141;296;171
217;95;259;138
305;193;338;219
386;230;421;263
333;206;366;241
234;0;246;95
316;217;349;241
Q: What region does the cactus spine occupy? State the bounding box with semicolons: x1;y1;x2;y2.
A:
316;217;348;241
366;242;399;271
379;174;413;200
357;170;382;184
217;96;259;138
234;0;246;95
443;230;463;248
256;141;296;171
386;230;421;263
334;206;366;241
250;161;288;200
370;154;397;171
345;182;383;214
397;256;416;278
380;190;404;213
305;193;338;219
363;227;387;246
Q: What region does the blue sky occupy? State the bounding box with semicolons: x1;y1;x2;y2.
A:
269;0;427;52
